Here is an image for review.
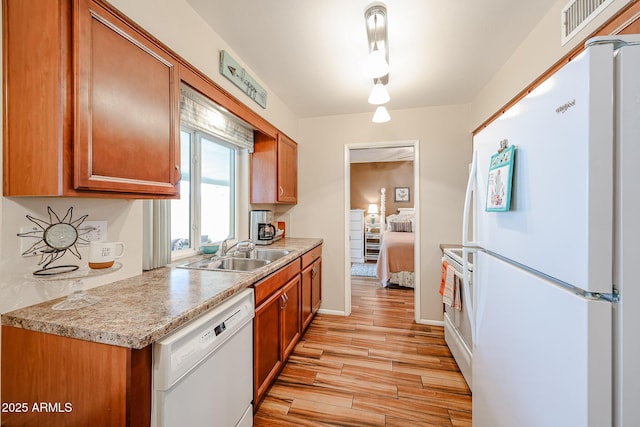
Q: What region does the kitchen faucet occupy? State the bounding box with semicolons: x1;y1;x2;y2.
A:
220;238;255;256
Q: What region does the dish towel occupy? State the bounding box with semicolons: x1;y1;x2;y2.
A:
439;259;449;296
453;274;462;311
442;264;455;307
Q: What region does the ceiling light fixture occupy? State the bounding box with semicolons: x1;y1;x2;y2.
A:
365;4;390;122
368;79;390;105
372;106;390;123
364;4;389;81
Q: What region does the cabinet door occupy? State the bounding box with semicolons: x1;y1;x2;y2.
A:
311;258;322;314
254;290;282;405
300;263;314;331
276;134;297;203
74;0;180;196
281;275;301;360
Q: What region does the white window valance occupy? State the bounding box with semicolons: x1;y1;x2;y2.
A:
180;85;254;152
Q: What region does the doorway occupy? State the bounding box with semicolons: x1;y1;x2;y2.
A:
343;140;421;321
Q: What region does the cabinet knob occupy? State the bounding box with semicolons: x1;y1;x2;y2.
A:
279;186;284;196
175;164;182;183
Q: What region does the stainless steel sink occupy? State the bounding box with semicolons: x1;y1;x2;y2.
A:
178;248;291;272
233;248;291;262
178;256;270;272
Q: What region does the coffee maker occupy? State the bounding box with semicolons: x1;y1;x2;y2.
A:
250;210;281;245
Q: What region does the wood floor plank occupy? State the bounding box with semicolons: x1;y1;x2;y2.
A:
314;371;399;399
321;352;393;371
284;356;344;377
385;415;449;427
303;341;370;358
277;363;319;386
397;385;472;412
253;277;473;426
340;364;423;388
352;393;453;426
288;398;386;427
268;382;354;409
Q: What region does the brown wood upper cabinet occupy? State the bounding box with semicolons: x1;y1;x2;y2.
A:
251;132;298;204
3;0;180;198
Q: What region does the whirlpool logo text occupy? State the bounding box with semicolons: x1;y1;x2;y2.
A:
556;99;576;114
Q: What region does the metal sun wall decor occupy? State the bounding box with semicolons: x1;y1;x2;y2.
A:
17;207;93;276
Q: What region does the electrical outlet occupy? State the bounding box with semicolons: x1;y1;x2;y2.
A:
19;226;46;257
80;221;107;242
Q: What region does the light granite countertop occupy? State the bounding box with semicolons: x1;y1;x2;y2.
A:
1;237;322;349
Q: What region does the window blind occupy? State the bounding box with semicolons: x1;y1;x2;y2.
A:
180;85;254;152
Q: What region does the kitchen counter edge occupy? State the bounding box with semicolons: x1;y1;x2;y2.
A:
1;238;323;349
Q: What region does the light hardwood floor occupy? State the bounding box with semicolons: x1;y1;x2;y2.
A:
253;276;472;426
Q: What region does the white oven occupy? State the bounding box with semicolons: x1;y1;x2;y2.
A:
443;247;473;390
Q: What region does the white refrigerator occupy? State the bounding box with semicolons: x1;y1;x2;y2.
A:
462;35;640;427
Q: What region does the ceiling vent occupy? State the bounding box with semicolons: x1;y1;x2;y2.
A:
561;0;614;45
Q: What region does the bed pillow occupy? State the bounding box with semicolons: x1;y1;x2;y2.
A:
389;220;413;232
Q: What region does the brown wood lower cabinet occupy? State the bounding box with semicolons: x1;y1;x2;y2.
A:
0;326;151;427
253;260;301;408
301;245;322;330
301;258;321;330
253;245;322;410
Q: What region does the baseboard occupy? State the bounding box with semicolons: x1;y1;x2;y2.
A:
415;318;444;327
317;308;347;316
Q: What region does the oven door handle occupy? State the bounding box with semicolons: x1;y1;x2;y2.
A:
462;246;476;348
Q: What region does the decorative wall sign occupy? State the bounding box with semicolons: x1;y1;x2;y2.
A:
220;50;267;109
394;187;410;202
486;144;516;212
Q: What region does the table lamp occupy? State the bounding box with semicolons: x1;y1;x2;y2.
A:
367;203;378;224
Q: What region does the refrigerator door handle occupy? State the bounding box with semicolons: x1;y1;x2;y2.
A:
462;150;479;247
462;246;476;347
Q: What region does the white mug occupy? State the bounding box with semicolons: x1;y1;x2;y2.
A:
88;241;125;269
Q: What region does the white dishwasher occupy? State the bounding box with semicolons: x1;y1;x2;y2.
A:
152;288;254;427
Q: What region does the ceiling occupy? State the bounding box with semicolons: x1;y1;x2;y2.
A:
186;0;559;118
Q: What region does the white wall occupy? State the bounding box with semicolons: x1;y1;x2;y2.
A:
293;105;471;321
471;0;634;128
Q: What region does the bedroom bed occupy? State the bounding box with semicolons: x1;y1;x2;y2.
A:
375;211;415;288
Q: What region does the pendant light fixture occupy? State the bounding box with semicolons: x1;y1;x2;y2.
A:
366;42;389;78
364;5;389;80
372;106;391;123
368;79;390;105
365;4;390;123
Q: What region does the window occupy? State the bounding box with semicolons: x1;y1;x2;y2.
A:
170;127;237;257
141;84;253;268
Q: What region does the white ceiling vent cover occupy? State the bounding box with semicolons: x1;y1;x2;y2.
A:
561;0;614;45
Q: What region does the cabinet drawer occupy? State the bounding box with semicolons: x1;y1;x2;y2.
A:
350;249;364;258
301;245;322;269
350;220;363;231
350;240;362;249
254;260;301;306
